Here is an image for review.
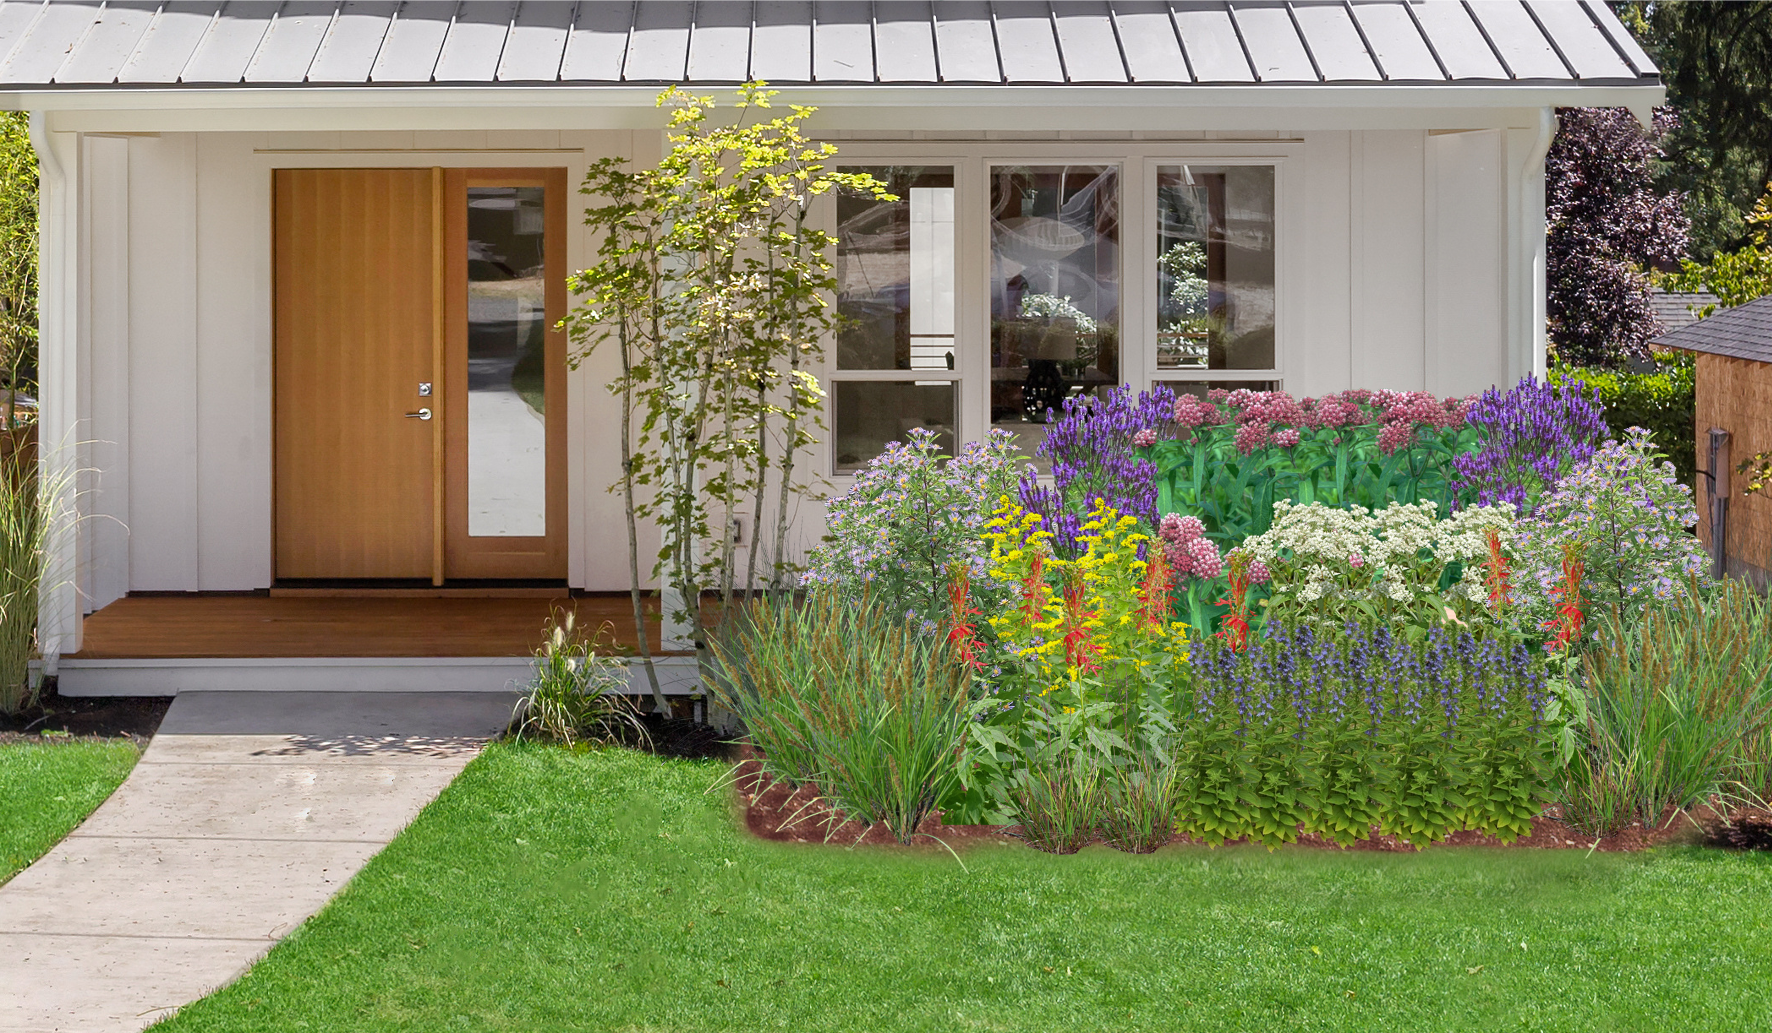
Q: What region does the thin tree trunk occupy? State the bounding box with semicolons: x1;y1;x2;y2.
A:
770;205;814;598
619;321;665;711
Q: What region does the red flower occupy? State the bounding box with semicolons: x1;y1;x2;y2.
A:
1542;545;1585;652
944;564;984;670
1483;527;1514;611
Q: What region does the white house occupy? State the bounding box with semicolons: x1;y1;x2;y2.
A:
1;0;1662;694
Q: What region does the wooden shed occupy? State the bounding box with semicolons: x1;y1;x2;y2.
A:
1653;297;1772;587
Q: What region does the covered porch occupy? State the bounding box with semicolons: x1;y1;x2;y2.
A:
55;594;707;698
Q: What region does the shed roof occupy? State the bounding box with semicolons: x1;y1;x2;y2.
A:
1654;295;1772;365
1649;287;1720;336
0;0;1657;89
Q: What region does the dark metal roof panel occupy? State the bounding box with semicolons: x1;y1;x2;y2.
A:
0;0;1662;88
1653;295;1772;364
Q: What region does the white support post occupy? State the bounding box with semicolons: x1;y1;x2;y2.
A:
1523;106;1554;381
30;112;82;663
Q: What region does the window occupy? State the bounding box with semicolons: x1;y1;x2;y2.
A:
1154;164;1276;372
828;149;1285;475
831;166;957;473
990;165;1120;456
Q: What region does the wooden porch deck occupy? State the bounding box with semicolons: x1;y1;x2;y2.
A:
68;594;688;660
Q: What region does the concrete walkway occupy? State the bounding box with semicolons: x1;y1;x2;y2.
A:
0;691;515;1033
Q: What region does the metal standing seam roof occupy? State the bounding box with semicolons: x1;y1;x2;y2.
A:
0;0;1658;89
1653;295;1772;366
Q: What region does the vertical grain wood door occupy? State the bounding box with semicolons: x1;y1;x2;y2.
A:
274;168;441;579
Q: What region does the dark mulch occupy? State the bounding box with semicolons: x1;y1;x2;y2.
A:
731;757;1772;854
631;711;731;761
0;679;169;744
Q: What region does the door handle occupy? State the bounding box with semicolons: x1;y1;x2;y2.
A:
405;408;432;421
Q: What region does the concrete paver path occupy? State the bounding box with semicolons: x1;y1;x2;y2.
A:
0;691;514;1033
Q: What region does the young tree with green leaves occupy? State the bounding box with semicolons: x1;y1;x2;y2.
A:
0;111;36;420
565;84;885;702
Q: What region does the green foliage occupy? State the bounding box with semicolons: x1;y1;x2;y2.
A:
1661;178;1772;310
0;438;55;714
0;111;35;413
1007;749;1103;855
511;611;645;748
708;591;970;845
1;739;138;883
566;84;889;691
1562;577;1772;835
1550;351;1697;490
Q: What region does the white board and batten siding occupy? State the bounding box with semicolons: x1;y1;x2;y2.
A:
73;122;1523;611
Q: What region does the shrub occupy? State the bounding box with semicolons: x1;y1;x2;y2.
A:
1514;427;1708;630
1451;374;1609;512
802;427;1022;632
1236;499;1518;632
512;612;645;747
1180;623;1557;847
1550;352;1696;491
1562;579;1772;834
1140;388;1476;552
709;591;971;844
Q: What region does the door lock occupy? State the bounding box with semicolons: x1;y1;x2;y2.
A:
418;382;432;396
405;408;432;421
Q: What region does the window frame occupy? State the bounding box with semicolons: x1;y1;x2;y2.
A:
821;141;1300;479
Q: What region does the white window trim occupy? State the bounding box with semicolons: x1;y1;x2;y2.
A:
821;140;1302;479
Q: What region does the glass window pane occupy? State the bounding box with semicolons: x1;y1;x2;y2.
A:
837;167;957;371
1154;379;1281;399
990;165;1120;454
832;381;955;474
467;185;548;538
1156;165;1276;371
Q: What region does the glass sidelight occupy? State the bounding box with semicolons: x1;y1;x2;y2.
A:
445;169;568;580
465;186;548;537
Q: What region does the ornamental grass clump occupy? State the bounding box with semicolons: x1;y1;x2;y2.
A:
709;591;971;845
1180;623;1556;848
512;612;646;748
1562;578;1772;835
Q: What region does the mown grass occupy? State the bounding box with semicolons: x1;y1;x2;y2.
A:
155;743;1772;1033
0;738;140;882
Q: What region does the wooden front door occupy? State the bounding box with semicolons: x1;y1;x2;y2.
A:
274;168;441;579
273;167;567;584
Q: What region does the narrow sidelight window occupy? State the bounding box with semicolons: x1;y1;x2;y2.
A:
1155;165;1276;372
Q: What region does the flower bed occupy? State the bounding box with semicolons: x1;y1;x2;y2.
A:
701;373;1771;855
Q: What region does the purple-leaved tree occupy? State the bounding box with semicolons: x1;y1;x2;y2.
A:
1546;107;1690;367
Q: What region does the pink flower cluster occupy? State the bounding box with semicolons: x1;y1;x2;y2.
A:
1172;389;1472;455
1158;514;1224;580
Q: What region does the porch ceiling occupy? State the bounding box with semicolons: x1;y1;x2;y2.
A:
0;1;1657;91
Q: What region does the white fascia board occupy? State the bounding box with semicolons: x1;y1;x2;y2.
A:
4;82;1664;134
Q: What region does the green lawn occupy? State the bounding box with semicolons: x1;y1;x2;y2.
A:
0;738;141;883
155;744;1772;1033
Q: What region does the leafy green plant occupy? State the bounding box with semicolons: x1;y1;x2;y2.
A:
511;611;646;748
566;84;889;705
0;112;35;418
0;434;55;716
708;591;970;845
1550;353;1695;490
1562;578;1772;835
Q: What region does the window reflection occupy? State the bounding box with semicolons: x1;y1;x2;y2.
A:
1156;165;1276;371
832;381;955;474
836;167;956;371
466;186;547;538
990;165;1120;454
